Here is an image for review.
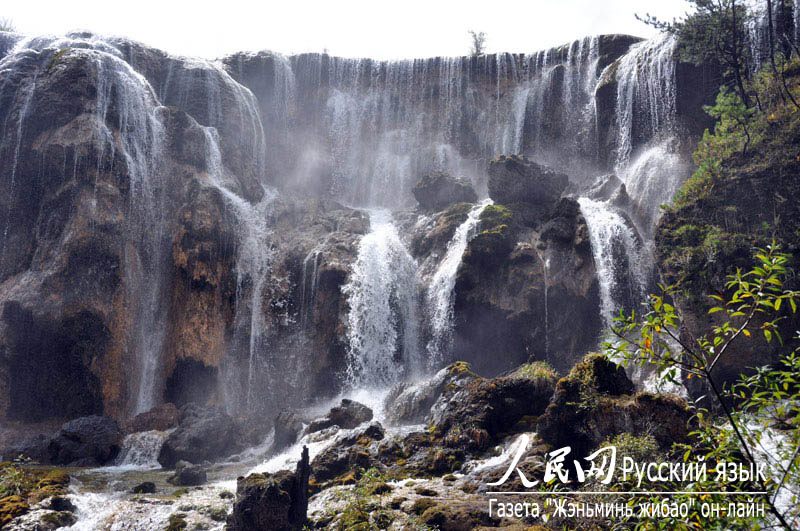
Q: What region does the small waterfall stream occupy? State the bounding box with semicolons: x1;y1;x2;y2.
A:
0;72;36;269
114;430;171;469
425;199;493;363
578;197;647;329
201;127;277;413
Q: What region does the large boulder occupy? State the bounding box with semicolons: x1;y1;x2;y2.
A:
537;354;691;456
47;415;123;466
122;403;180;434
167;461;207;486
487;156;568;209
305;399;372;435
273;411;306;451
227;447;311;531
384;362;479;425
412;172;477;211
432;366;557;451
453;199;601;375
157;404;244;468
310;423;385;484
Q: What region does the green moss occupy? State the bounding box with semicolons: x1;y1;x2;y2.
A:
47;47;71;71
0;463;70;525
410;497;437;515
480;203;513;225
512;361;558;382
446;361;475;377
165;513;188;531
0;495;29;527
605;433;660;463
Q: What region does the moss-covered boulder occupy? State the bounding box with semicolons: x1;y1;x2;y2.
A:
537;354;691;456
227;447;311;531
432;367;558;451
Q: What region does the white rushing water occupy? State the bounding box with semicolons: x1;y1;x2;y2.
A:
262;37;605;206
614;34;677;169
343;210;421;388
425;199;493;362
113;430;170;469
578;197;647;328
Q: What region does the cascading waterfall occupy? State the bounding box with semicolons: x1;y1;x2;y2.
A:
0;28;710;425
614;34;678;169
13;36;176;415
613;34;684;233
577;197;647;328
201;127;277;413
300;246;323;328
93;52;171;415
425;199;493;362
796;0;800;41
260;38;604;207
343;210;421;387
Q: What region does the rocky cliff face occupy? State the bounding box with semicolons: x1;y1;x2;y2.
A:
0;28;719;424
451;157;601;374
0;36;367;421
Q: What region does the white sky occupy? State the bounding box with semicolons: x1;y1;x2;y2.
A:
4;0;692;59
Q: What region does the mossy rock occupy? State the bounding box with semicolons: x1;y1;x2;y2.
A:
165;512;188;531
511;361;558;382
0;495;29;526
410;497;437;515
366;482;393;496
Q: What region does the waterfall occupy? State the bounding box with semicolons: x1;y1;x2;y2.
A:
617;137;690;232
201;127;277;413
425;199;493;363
796;0;800;42
578;197;647;328
114;430;170;468
300;249;321;327
252;39;604;208
0;72;37;270
21;38;179;415
343;210;421;387
614;34;678;168
613;34;684;232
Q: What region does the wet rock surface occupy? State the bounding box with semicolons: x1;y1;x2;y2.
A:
487;156;569;211
46;415;123;466
412;171;478;211
537;354;690;455
168;461;208;486
453;192;601;375
123;403;180;434
305;399;373;435
227;447;311;531
158;404;243;468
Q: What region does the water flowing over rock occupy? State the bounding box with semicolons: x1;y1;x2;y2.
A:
225;35;644;205
343;210;422;388
0;27;721;428
577;197;647;328
115;429;170;468
425;199;492;363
